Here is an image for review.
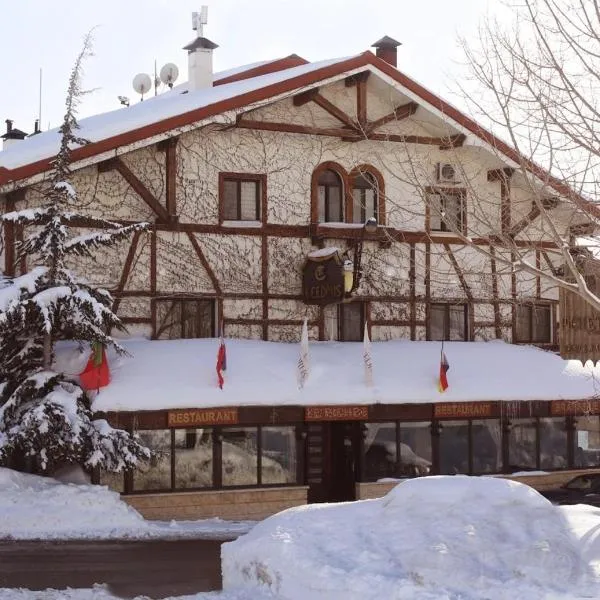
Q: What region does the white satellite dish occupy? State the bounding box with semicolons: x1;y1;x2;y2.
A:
132;73;152;100
159;63;179;89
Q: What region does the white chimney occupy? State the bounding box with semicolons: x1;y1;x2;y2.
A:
1;120;28;150
183;7;218;91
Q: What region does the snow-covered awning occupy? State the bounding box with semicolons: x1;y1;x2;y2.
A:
55;339;600;413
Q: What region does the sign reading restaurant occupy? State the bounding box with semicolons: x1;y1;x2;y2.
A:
167;408;239;427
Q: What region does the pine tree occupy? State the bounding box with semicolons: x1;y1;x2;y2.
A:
0;34;150;475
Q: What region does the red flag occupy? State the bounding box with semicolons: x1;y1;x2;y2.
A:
438;351;449;393
80;343;110;392
216;337;227;389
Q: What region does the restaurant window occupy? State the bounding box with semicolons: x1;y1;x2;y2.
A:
472;419;502;474
155;298;214;340
574;416;600;468
133;430;172;491
318;169;344;222
220;173;263;221
352;171;378;224
261;426;298;484
399;422;432;476
222;427;258;486
539;417;568;469
363;422;397;481
428;190;465;234
338;302;364;342
508;418;537;471
99;470;125;493
515;304;551;343
439;420;469;474
430;303;468;341
174;428;213;489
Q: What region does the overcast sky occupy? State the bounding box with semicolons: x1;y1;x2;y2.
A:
0;0;504;135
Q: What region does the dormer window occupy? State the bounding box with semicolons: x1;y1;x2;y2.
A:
317;169;343;222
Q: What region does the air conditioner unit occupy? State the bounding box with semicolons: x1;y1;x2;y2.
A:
437;162;459;183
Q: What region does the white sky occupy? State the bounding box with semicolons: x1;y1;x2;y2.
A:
0;0;503;135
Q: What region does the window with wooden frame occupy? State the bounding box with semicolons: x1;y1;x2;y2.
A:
155;298;215;340
429;303;468;341
351;171;378;224
318;169;344;222
219;173;265;222
338;302;365;342
427;189;466;234
515;303;551;343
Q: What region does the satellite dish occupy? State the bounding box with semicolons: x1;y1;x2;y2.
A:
159;63;179;89
132;73;152;99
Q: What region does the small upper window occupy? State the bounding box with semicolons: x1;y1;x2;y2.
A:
428;190;465;234
430;303;468;341
221;174;263;221
352;172;378;224
515;304;551;343
318;169;343;222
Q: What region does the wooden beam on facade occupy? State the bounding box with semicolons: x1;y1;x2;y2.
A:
112;230;142;314
186;232;223;295
509;205;541;237
357;77;367;127
488;168;514;234
489;245;502;339
261;234;269;340
540;249;560;276
237;118;355;139
311;94;357;129
164;138;178;222
293;88;320;106
344;71;370;87
409;243;416;341
444;243;473;301
100;157;170;222
439;133;466;149
3;194;15;276
366;102;418;131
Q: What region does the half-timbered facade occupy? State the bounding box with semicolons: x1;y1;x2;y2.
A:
2;23;599;518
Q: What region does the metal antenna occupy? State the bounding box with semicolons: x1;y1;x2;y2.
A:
192;6;208;37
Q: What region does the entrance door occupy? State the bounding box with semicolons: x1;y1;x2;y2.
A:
305;422;361;503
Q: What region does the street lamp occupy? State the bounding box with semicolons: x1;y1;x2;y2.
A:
343;217;378;297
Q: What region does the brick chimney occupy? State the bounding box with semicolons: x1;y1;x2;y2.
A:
372;36;402;68
1;119;28;150
183;8;218;90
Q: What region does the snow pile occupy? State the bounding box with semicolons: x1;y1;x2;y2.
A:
52;338;600;413
0;467;150;539
0;468;254;540
222;476;599;600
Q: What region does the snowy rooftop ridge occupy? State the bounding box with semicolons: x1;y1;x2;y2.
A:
0;56;354;172
51;338;600;413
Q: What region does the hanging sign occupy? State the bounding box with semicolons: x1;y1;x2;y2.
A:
551;400;600;416
302;248;344;305
305;405;369;421
559;288;600;362
434;402;493;419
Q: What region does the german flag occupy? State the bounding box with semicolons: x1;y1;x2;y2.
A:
438;350;449;393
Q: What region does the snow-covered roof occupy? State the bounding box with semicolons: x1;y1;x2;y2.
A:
53;338;600;413
0;56;353;173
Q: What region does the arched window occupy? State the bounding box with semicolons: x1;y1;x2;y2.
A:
317;169;344;222
352;171;378;224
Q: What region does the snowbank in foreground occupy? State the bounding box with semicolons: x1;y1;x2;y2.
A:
223;476;600;600
0;468;253;540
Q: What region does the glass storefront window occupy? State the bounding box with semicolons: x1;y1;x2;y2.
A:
508;418;537;471
363;422;397;481
472;419;502;474
539;418;567;469
261;426;297;484
222;427;258;486
439;420;469;475
399;422;432;476
575;416;600;467
133;430;172;491
99;470;125;493
174;429;213;489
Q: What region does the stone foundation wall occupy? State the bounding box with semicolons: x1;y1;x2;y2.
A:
124;486;309;520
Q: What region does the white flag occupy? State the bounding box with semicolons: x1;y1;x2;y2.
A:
297;317;310;389
363;322;373;387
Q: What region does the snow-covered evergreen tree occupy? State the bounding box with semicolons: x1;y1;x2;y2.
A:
0;34;150;475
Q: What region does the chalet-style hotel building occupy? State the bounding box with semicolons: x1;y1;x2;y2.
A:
2;13;600;519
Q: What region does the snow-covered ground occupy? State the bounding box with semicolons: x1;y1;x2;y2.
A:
0;468;254;540
223;476;600;600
